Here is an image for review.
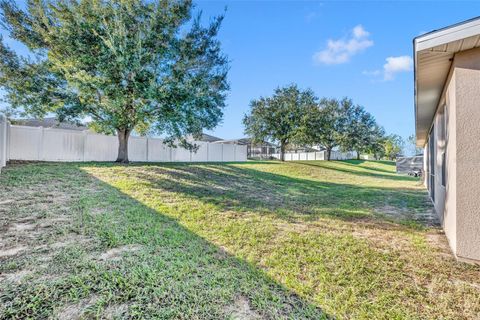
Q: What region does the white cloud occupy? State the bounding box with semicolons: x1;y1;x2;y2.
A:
313;25;373;65
353;25;369;38
364;55;413;81
383;55;413;80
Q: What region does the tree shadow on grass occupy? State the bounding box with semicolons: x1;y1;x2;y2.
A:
106;162;435;229
294;161;418;182
334;160;398;174
0;163;328;319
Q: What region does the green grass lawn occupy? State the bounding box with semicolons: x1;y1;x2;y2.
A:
1;160;479;319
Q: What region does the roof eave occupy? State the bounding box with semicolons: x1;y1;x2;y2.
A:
414;16;480;147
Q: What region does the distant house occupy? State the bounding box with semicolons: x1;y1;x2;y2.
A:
197;133;223;143
216;138;325;159
286;145;324;153
215;138;278;159
414;17;480;263
14;117;88;131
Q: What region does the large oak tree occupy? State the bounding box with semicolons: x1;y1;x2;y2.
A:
243;84;316;161
0;0;229;162
337;99;383;160
300;98;347;161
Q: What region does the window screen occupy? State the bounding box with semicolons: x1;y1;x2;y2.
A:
442;152;446;187
429;127;435;201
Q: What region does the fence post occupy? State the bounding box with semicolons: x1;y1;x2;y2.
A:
0;114;6;171
38;126;44;161
82;130;87;162
146;137;149;162
6;121;10;163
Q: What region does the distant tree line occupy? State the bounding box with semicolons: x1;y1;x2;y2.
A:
243;84;405;161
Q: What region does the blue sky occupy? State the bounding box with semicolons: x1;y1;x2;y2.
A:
2;1;480;143
193;1;480;141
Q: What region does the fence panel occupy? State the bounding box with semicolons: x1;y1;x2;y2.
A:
171;145;191;162
222;144;235;162
191;142;208;162
129;136;147;162
9;126;42;160
84;133;118;161
147;139;171;162
42;128;85;161
208;144;223;161
235;145;247;161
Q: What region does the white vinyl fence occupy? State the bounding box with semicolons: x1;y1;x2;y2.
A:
271;150;356;161
1;122;247;165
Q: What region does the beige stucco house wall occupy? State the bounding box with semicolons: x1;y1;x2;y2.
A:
415;18;480;263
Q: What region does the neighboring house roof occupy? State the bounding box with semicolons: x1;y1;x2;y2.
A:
198;133;223;142
14;117;88;131
414;16;480;146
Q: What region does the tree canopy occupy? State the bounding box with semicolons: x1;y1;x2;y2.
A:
299;97;347;161
337;99;384;159
244;84;403;161
243;84;316;161
383;134;405;160
0;0;229;162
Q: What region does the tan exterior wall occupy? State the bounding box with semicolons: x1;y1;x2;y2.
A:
444;67;456;253
453;48;480;262
425;47;480;262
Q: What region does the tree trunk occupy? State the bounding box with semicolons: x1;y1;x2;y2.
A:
326;147;332;161
356;151;360;160
116;128;131;163
280;143;285;161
